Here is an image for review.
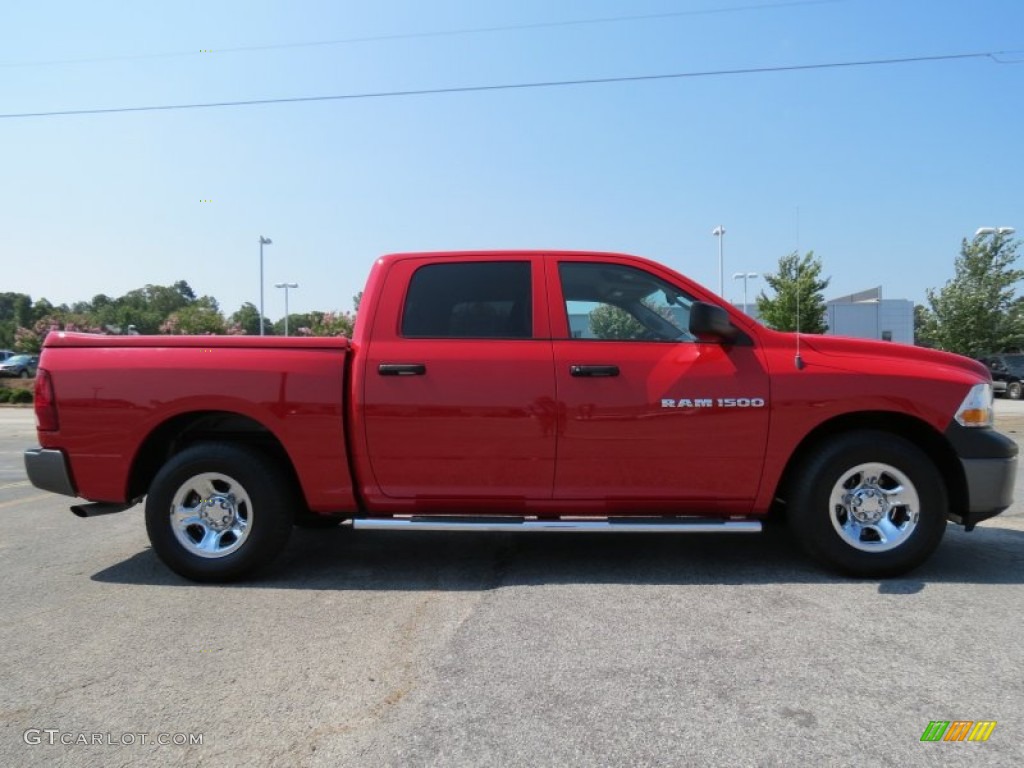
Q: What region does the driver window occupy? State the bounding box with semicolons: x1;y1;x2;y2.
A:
559;262;696;342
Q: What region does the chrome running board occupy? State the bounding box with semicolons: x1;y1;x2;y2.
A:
353;517;762;534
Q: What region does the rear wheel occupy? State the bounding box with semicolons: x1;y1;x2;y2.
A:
787;431;947;577
145;443;294;582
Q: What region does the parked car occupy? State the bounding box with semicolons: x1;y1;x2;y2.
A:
24;250;1016;582
0;354;38;379
979;354;1024;399
0;349;17;362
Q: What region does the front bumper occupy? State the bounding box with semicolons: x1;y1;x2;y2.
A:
944;424;1018;530
24;447;77;497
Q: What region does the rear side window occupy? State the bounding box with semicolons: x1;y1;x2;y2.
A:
401;262;532;339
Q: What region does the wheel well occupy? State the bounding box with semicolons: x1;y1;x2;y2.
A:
771;412;966;517
127;411;306;507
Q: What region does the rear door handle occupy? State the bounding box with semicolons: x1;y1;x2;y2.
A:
378;363;427;376
569;365;620;377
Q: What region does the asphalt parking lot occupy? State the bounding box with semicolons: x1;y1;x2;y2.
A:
2;404;1023;767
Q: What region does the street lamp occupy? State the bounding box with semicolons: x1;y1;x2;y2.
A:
259;236;273;335
712;225;726;296
732;272;759;315
275;282;299;336
975;226;1016;237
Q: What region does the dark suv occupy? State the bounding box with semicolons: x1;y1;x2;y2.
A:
979;354;1024;399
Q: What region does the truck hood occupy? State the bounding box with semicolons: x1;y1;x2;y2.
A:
789;334;989;380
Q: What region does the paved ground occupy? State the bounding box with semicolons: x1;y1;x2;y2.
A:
1;403;1022;767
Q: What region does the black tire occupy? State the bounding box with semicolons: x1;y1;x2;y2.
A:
18;370;29;379
787;431;947;577
145;442;295;582
1008;381;1022;400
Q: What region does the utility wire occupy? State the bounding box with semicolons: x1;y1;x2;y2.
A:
0;50;1011;121
1;0;845;68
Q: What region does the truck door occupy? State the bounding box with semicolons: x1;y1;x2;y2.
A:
361;256;556;505
549;257;770;512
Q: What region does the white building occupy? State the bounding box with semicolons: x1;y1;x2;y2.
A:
825;287;914;344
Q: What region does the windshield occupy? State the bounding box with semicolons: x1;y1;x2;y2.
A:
1001;354;1024;373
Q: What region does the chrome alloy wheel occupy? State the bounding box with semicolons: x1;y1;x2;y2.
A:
828;462;920;553
169;472;253;559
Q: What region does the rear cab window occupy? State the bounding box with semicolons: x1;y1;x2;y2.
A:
401;261;533;339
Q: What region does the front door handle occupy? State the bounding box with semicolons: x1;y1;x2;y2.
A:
570;365;619;377
378;363;427;376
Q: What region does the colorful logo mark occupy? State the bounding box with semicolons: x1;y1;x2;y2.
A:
920;721;996;742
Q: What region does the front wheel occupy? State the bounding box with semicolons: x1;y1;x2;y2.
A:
145;442;295;582
1008;381;1022;400
787;431;947;577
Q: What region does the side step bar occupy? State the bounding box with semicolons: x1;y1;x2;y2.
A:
353;517;762;534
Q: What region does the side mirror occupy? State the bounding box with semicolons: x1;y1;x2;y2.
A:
689;301;738;342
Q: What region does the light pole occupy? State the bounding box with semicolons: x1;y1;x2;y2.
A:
975;226;1016;237
732;272;758;315
259;236;272;335
712;225;726;296
275;282;299;336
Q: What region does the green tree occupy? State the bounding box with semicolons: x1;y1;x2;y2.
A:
31;298;55;324
755;251;830;334
0;320;13;349
306;311;354;337
97;281;198;334
18;311;102;352
160;296;226;335
14;326;42;353
173;280;196;303
125;283;193;316
0;292;33;348
0;292;33;324
921;233;1023;356
229;302;273;335
913;304;933;347
272;313;314;336
588;304;645;340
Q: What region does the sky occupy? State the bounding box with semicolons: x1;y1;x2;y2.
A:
2;0;1023;321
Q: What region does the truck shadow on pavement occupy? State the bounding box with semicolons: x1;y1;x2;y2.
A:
91;523;1024;592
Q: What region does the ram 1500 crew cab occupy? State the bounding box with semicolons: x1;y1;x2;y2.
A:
24;251;1017;581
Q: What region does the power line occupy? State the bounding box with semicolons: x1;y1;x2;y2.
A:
0;50;1010;121
2;0;846;68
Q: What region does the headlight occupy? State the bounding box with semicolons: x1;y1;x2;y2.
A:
954;382;993;428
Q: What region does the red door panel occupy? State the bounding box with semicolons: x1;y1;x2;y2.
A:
364;340;557;499
361;255;556;503
552;340;770;507
548;256;770;512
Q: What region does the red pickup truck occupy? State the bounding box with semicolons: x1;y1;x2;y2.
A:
24;251;1017;581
